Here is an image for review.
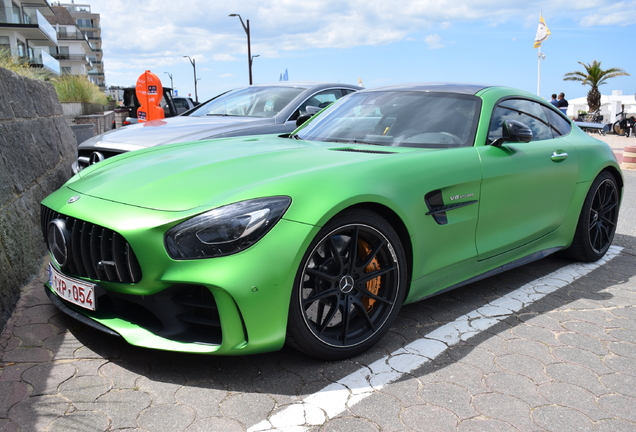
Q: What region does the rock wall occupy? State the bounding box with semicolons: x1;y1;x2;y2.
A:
0;67;77;331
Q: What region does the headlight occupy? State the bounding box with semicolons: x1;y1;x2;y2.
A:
165;197;291;259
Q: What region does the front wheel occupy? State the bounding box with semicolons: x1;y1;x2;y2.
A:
287;209;407;360
613;120;626;136
565;171;620;262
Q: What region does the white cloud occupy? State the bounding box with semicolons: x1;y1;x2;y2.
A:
424;34;445;49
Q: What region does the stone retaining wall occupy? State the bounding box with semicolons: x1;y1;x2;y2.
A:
0;67;77;331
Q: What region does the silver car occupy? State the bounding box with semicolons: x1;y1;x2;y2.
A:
73;82;361;173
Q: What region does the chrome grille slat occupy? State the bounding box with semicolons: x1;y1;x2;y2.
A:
40;205;142;283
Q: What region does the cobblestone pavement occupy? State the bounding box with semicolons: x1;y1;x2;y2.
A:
0;141;635;432
1;244;635;431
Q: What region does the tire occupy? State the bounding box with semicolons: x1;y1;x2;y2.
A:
287;209;407;360
613;121;626;136
565;171;620;262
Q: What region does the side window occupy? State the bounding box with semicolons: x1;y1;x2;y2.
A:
290;89;344;120
487;99;553;144
543;106;572;137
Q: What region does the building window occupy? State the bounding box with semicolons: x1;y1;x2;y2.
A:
16;40;26;58
61;67;72;74
0;36;10;50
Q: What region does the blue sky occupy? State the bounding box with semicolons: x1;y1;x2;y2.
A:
88;0;636;104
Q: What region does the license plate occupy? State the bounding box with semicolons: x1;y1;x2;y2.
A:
49;264;97;311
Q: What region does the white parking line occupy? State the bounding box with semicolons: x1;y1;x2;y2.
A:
249;246;622;432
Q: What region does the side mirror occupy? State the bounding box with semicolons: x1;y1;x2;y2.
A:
490;119;533;147
296;113;313;127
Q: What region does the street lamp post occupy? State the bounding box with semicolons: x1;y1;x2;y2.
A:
163;72;173;90
182;56;198;103
229;13;253;85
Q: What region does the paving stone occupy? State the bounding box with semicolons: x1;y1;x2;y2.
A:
175;385;228;418
137;404;196;432
532;405;595;432
606;341;636;359
11;323;60;347
495;353;551;384
608;328;636;344
348;391;404;432
557;332;609;356
377;376;421;407
400;404;457;432
457;417;517;432
538;382;611;421
58;375;112;410
95;389;152;429
504;338;558;365
597;394;636;421
551;346;613;375
432;362;489;395
8;394;70;430
99;361;149;389
511;324;563;346
485;371;547;406
220;392;276;427
48;411;110;432
562;320;617;341
2;346;53;363
136;375;183;406
317;416;380;432
545;363;611;395
185;417;247;432
0;380;28;417
603;356;636;376
21;362;76;395
595;418;636;432
0;418;19;432
471;392;538;431
417;381;478;420
600;373;636;397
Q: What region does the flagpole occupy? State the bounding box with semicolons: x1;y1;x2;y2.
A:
537;47;542;96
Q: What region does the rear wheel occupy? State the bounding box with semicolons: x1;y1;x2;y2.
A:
287;209;407;360
565;171;619;262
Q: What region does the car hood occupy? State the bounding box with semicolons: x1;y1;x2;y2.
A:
78;115;279;150
67;135;406;212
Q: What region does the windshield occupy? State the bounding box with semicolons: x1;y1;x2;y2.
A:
296;91;481;148
187;86;306;118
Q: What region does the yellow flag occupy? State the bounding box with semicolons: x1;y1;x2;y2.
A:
533;14;551;48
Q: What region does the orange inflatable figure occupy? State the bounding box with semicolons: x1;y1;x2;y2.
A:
136;71;164;122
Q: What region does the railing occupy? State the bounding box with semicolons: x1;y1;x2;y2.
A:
57;31;90;43
0;8;57;44
52;53;88;61
30;48;60;74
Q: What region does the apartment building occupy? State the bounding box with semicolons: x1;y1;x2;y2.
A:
0;0;60;74
48;2;105;88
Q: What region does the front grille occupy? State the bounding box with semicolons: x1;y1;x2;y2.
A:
41;205;142;283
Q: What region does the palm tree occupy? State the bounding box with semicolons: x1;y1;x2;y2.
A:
563;60;629;112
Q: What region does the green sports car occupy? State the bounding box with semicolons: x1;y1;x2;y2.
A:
41;83;622;360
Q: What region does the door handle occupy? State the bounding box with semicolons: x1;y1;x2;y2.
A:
551;151;568;162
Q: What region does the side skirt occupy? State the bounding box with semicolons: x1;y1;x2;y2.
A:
413;247;563;303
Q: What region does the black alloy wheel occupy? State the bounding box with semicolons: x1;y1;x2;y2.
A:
287;209;407;360
566;171;620;262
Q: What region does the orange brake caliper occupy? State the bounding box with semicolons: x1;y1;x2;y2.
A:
358;239;381;311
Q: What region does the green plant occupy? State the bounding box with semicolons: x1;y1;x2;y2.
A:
563;60;629;112
51;74;108;104
0;48;50;80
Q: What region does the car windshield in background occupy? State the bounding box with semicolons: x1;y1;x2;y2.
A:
296;91;481;148
187;86;307;118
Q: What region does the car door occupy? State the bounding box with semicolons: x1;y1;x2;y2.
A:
476;98;579;259
284;89;346;132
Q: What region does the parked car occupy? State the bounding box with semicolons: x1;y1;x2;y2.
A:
120;87;179;126
43;83;622;360
72;82;361;173
173;96;197;114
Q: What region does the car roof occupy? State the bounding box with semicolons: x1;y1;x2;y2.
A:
357;82;493;95
248;81;362;91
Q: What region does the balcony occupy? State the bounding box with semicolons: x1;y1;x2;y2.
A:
30;48;60;75
0;7;57;46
